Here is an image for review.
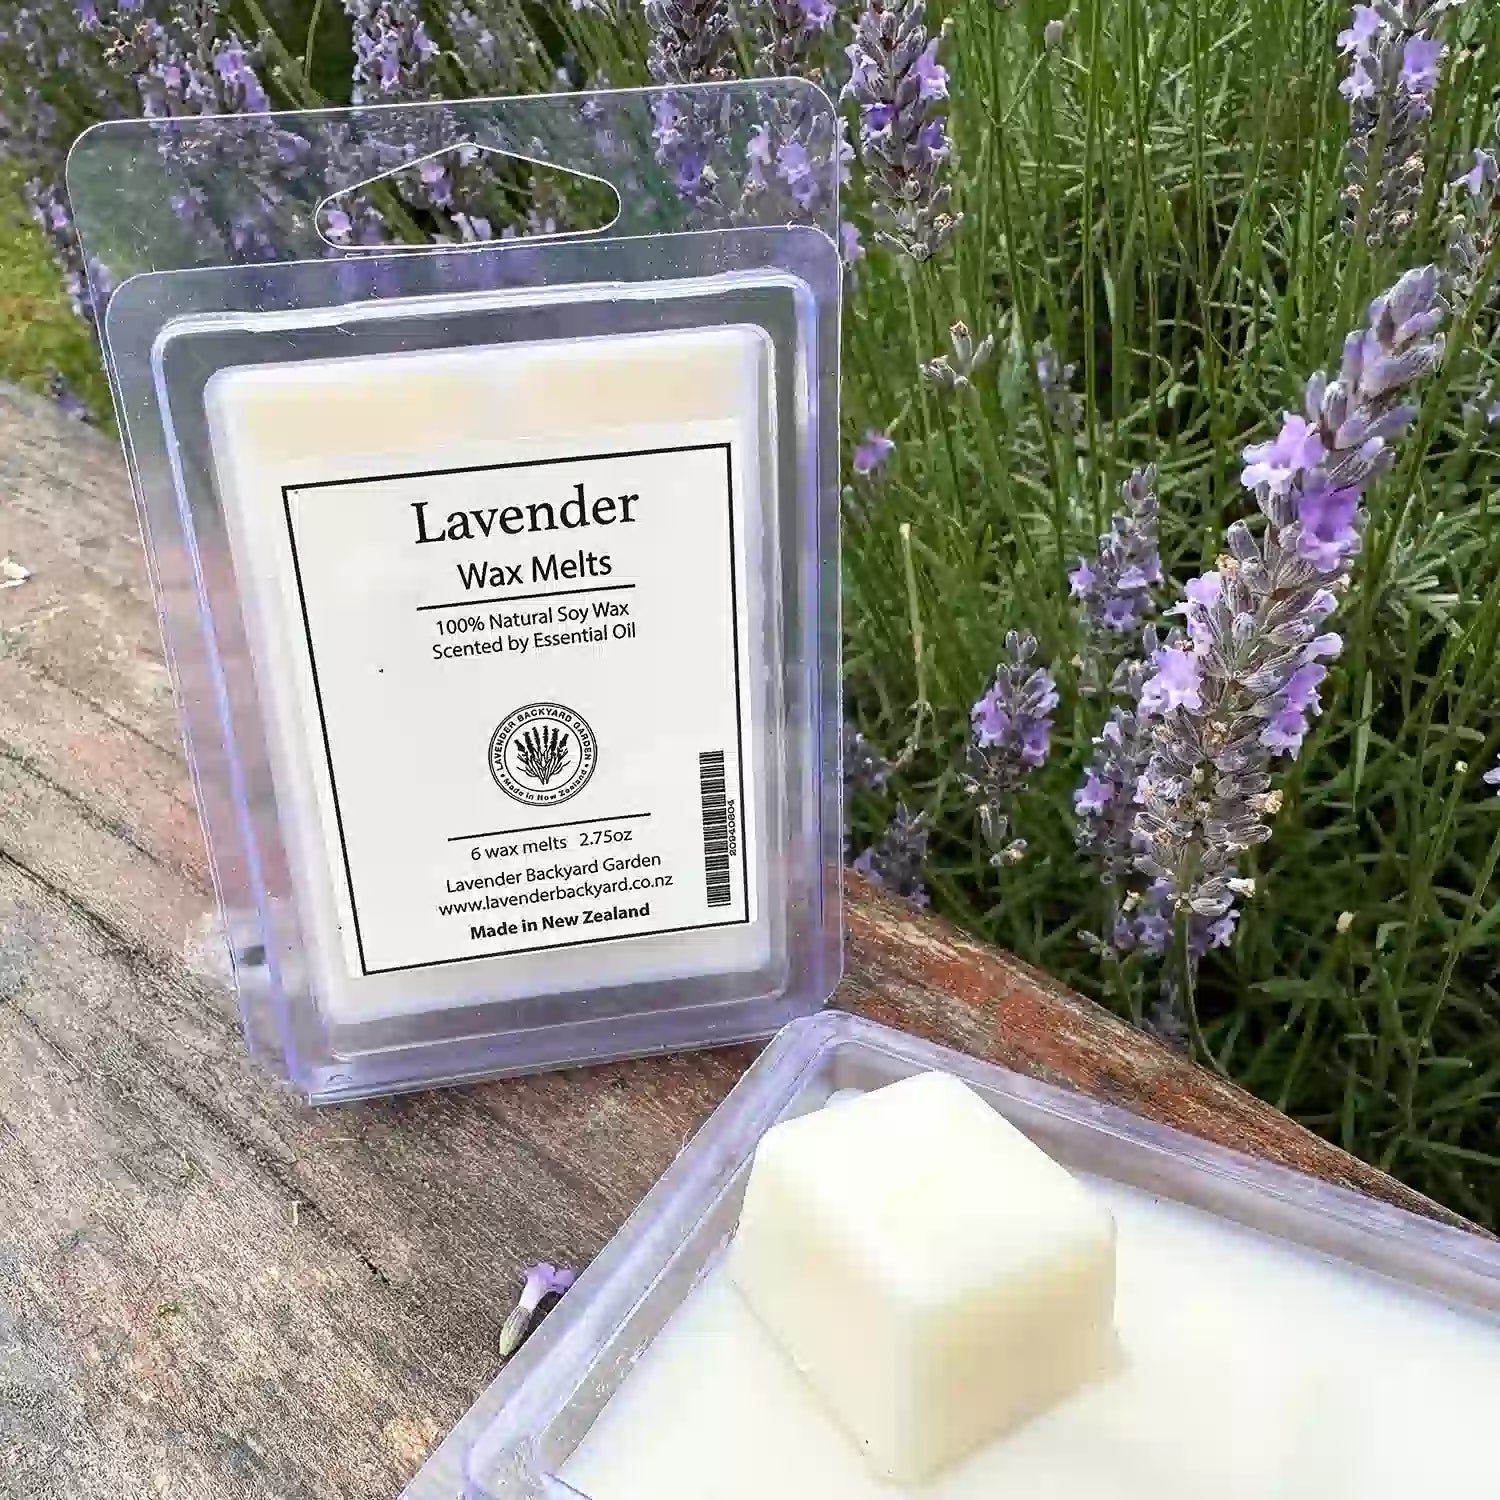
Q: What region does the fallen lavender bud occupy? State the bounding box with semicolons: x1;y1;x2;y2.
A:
46;373;92;423
498;1262;577;1359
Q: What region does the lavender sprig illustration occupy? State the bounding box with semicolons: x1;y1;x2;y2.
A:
516;726;573;785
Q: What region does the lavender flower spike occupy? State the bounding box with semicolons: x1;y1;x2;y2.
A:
344;0;440;104
1035;337;1083;433
843;0;962;261
1132;266;1447;942
852;804;931;906
1075;652;1156;887
1072;467;1162;661
967;632;1058;865
1446;120;1500;313
753;0;837;76
1340;0;1467;244
646;0;733;83
498;1262;577;1359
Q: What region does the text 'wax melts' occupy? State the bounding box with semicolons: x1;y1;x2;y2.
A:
206;329;776;1015
729;1071;1118;1483
70;83;843;1100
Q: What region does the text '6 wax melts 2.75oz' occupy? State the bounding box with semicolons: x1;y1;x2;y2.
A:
66;83;844;1100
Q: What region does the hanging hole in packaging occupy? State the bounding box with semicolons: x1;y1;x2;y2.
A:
313;141;623;250
66;83;844;1102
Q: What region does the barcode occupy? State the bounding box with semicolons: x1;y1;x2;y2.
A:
699;750;732;908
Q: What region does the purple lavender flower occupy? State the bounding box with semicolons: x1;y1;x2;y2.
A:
1447;122;1500;323
1337;5;1381;53
1130;266;1446;949
344;0;439;103
1241;413;1327;495
1074;772;1112;817
1456;148;1499;202
1340;0;1466;244
1035;337;1083;432
841;220;866;267
853;429;896;476
1138;644;1203;716
1295;485;1363;571
646;0;732;83
1399;35;1443;96
1485;759;1500;792
852;804;931;906
1072;469;1162;676
843;0;961;260
967;632;1058;866
498;1262;577;1359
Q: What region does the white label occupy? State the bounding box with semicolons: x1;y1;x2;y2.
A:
281;429;755;977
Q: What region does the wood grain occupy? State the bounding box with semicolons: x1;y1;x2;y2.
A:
0;384;1465;1500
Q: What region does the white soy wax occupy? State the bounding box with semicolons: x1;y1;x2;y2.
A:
205;326;780;1025
561;1179;1500;1500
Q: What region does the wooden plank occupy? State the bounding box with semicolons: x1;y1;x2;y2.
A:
0;383;1468;1500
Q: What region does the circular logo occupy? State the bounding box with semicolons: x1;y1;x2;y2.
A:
488;702;598;807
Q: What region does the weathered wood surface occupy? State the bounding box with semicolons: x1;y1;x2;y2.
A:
0;382;1466;1500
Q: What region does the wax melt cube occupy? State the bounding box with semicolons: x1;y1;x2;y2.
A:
728;1070;1117;1483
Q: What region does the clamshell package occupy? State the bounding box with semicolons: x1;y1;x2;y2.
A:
67;83;843;1100
402;1015;1500;1500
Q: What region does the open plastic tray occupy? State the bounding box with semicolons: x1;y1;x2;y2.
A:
397;1012;1500;1500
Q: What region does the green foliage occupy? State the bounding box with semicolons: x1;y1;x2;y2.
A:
0;166;108;414
841;0;1500;1224
4;0;1500;1222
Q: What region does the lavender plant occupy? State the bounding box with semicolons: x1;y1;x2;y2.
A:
1339;0;1464;244
843;0;960;260
1130;266;1447;988
344;0;441;104
852;803;932;905
1070;467;1162;689
966;632;1058;865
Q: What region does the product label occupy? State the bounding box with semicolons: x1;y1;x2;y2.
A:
281;428;756;976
